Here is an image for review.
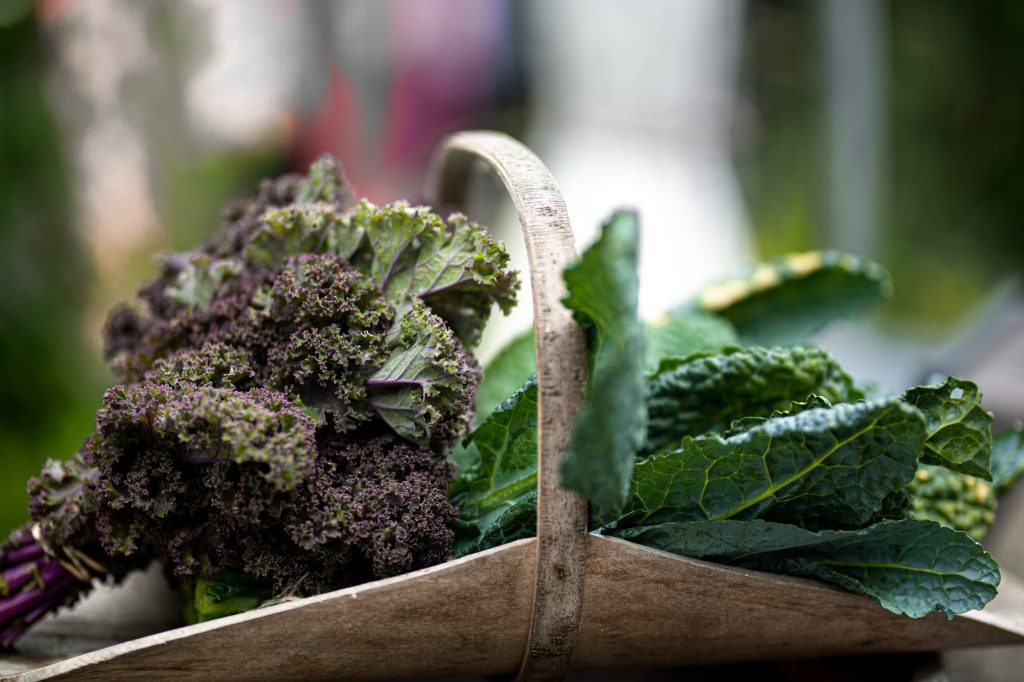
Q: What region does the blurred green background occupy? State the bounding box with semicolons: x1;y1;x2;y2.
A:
2;0;1022;537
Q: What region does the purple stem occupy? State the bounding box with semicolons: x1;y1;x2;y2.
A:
0;533;87;650
1;543;45;568
1;563;40;596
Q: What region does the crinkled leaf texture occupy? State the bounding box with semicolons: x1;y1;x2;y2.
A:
560;211;646;526
366;300;477;450
248;200;518;346
450;379;538;556
904;377;993;479
644;346;863;455
609;518;998;618
696;251;892;347
622;398;926;529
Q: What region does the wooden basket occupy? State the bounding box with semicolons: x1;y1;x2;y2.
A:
2;131;1023;682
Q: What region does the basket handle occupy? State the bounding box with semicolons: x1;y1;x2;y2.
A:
427;131;589;681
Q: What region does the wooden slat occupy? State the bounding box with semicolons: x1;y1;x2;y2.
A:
428;131;590;682
3;540;537;682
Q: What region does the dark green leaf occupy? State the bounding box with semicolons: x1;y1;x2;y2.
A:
475;330;536;425
451;379;539;552
644;309;738;370
623;399;925;528
612;518;998;619
697;251;892;346
903;377;993;479
560;211;646;525
456;492;536;557
644;346;863;455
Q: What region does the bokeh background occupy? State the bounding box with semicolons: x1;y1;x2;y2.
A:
2;0;1023;636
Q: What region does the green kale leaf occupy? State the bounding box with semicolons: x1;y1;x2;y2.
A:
909;464;996;540
903;377;993;479
610;518;998;619
559;211;646;525
474;330;536;425
644;346;863;455
696;251;892;347
450;379;539;555
621;398;925;529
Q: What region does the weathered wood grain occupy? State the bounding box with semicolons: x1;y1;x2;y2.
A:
429;131;590;682
3;539;536;682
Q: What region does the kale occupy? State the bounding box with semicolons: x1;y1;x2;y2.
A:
0;155;517;645
455;221;1020;621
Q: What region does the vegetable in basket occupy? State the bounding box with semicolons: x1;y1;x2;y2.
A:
0;156;519;645
455;212;1024;620
4;157;1022;645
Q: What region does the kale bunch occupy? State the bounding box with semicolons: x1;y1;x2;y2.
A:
456;214;1024;621
0;156;518;645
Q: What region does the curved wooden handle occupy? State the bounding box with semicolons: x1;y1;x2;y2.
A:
427;131;589;681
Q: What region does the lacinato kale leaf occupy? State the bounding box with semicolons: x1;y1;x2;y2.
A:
450;235;1011;624
696;251;892;347
903;377;994;479
620;399;925;529
559;211;646;525
610;518;998;618
644;346;863;455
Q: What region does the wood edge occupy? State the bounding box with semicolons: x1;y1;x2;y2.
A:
427;130;589;682
7;539;536;682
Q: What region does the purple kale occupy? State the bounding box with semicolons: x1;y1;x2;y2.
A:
3;154;517;646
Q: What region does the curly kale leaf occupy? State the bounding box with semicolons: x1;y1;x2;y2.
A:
644;346;863;455
247;200;518;347
620;398;925;529
451;378;538;555
560;211;646;525
82;384;317;558
367;299;478;451
609;518;998;619
294;154;356;207
696;251;892;347
143;342;257;389
903;377;993;479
